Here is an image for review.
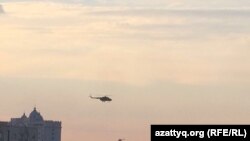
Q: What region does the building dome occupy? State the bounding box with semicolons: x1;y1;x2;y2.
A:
29;107;44;123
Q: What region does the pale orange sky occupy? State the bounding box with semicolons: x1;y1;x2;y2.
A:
0;1;250;141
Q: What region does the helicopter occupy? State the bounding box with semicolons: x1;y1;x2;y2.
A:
90;95;112;102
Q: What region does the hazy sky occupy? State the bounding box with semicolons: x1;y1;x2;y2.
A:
0;1;250;141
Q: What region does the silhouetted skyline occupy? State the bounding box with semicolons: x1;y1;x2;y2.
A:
0;1;250;141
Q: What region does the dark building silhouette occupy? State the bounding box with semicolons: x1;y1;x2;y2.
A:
0;108;61;141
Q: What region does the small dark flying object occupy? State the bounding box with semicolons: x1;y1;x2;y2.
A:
90;95;112;102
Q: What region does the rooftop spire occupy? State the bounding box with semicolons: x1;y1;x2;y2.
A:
21;112;27;119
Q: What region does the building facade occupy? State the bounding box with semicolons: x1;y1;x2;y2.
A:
0;108;61;141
